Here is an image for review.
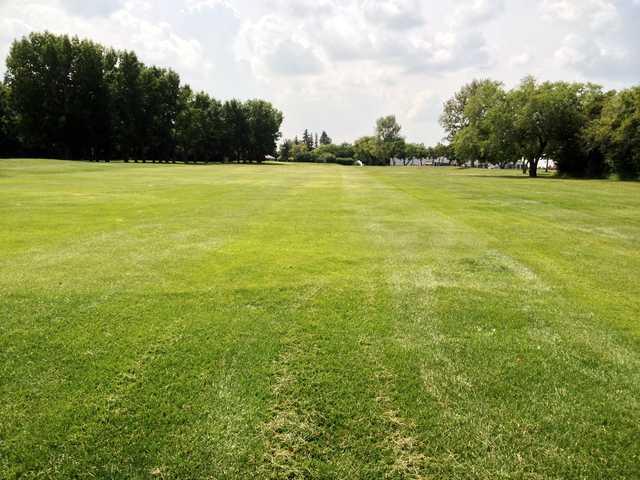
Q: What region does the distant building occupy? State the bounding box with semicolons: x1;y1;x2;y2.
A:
390;157;452;167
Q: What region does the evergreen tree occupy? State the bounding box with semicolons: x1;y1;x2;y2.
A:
319;131;332;145
302;129;313;150
278;139;292;162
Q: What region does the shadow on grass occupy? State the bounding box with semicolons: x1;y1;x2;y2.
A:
463;173;629;182
10;158;293;167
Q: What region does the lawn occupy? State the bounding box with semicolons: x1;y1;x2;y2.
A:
1;159;639;479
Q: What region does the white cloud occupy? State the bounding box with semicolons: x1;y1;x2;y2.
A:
361;0;425;30
237;3;492;76
541;0;619;30
0;0;638;144
452;0;505;26
542;0;640;81
57;0;125;17
406;90;441;123
236;14;325;77
509;52;532;67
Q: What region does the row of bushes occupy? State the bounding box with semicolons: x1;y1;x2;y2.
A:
291;151;354;165
278;140;357;165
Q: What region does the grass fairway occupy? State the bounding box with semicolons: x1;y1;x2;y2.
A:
1;159;639;479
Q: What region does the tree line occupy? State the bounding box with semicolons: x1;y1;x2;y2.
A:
0;32;283;163
440;77;640;179
278;116;452;166
278;78;639;180
278;129;354;164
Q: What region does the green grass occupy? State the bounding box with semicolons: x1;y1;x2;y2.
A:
1;159;639;479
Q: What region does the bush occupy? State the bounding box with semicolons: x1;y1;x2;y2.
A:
295;151;315;163
556;140;609;178
590;87;640;180
315;152;336;164
314;143;355;159
334;157;355;166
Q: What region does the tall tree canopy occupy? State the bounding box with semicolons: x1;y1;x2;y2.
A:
302;129;314;151
353;136;381;165
440;79;501;143
440;76;630;178
1;31;283;163
0;83;19;155
510;78;585;177
588;86;640;180
375;115;405;164
450;80;506;167
245;99;284;163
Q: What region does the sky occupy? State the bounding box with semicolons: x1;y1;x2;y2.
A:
1;0;639;145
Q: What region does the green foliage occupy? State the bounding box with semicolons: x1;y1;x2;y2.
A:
556;84;613;178
442;76;628;177
375;115;405;163
278;139;293;162
289;142;309;162
6;32;111;159
106;49;145;160
336;142;355;159
245;99;284;163
350;116;407;166
510;77;587;177
140;67;181;161
175;89;224;163
334;157;355;165
319;131;331;145
276;139;355;164
314;151;336;164
302;129;314;151
440;79;501;142
354;135;383;165
482;91;519;169
452;80;506;166
295;150;315;163
399;143;429;165
4;31;283;163
589;87;640;179
453;127;482;166
314;142;354;159
375;115;402;143
0;83;20;156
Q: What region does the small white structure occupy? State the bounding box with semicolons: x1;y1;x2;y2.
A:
355;160;364;167
390;157;452;167
390;158;425;166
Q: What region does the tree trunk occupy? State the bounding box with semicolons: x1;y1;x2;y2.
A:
529;159;539;178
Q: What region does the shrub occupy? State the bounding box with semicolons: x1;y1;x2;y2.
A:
334;157;355;166
295;151;315;163
315;152;336;164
